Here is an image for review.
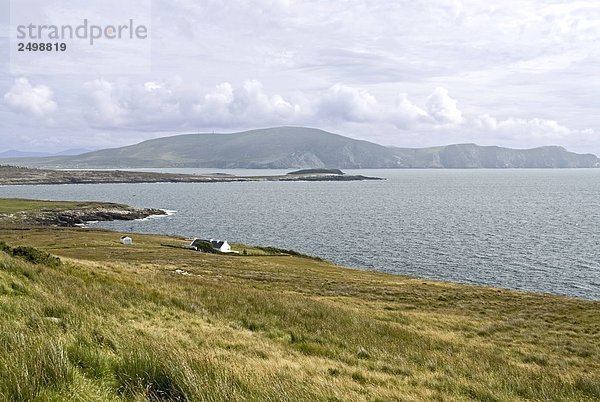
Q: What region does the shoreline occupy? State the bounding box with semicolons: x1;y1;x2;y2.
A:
0;165;384;186
0;198;167;227
2;197;597;301
2;224;598;304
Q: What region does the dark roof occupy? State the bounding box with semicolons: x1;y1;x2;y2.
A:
190;238;225;249
190;238;210;247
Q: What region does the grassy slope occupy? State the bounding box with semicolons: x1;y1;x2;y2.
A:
0;227;598;401
0;199;125;214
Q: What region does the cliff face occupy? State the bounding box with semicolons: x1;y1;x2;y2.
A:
432;144;600;168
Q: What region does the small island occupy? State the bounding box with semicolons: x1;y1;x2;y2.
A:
0;165;383;186
286;168;345;175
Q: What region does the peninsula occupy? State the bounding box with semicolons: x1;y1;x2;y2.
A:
0;165;382;186
0;198;166;227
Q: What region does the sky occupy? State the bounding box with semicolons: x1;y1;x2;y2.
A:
1;0;599;154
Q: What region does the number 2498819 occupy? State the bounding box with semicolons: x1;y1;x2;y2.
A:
18;43;67;52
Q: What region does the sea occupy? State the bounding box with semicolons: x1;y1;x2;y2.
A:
1;168;599;300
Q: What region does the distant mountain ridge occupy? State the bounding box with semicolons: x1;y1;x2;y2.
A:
391;143;600;168
1;127;598;169
0;148;92;159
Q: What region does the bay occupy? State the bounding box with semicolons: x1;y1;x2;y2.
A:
1;168;599;300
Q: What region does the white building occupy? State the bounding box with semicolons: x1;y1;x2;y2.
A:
120;236;133;245
188;238;236;253
209;239;231;253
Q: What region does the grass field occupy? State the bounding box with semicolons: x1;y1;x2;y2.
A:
0;226;598;401
0;198;124;214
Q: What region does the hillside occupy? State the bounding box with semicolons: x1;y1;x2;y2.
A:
0;200;599;401
0;127;401;169
393;143;600;168
2;127;598;169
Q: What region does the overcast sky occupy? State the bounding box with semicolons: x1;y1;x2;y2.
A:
1;0;599;154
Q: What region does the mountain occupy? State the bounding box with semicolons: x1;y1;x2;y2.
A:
1;127;598;169
53;148;93;156
0;150;54;158
391;143;600;168
0;148;92;159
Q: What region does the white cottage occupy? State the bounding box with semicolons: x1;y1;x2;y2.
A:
209;239;231;253
120;236;133;245
188;238;235;253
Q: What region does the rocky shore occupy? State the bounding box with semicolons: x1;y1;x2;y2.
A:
0;199;166;227
34;206;167;226
0;165;383;185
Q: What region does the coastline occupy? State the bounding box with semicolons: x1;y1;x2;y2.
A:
0;198;167;227
0;165;383;186
0;196;595;302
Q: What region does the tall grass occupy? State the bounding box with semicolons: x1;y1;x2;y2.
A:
0;231;598;401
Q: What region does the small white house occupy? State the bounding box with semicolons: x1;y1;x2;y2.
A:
120;236;133;245
210;239;231;253
188;238;236;253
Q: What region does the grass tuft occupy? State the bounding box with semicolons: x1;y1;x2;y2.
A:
115;347;189;401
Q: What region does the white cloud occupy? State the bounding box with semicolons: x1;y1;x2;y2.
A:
425;87;463;125
82;79;127;126
79;80;464;131
473;114;498;131
3;78;58;119
474;114;574;140
470;114;597;150
314;83;378;122
144;82;164;91
389;93;431;129
190;80;301;126
81;79;303;130
192;82;235;125
497;118;571;140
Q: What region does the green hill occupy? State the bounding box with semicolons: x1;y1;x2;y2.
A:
3;127;598;168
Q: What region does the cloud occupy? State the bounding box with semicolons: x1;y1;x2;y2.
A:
78;79;499;137
79;79;461;131
389;93;431;129
471;114;596;149
3;78;58;119
425;87;464;125
314;83;379;122
82;79;127;126
82;79;302;130
187;80;302;127
474;114;572;140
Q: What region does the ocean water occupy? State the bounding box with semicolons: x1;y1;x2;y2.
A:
1;169;599;300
